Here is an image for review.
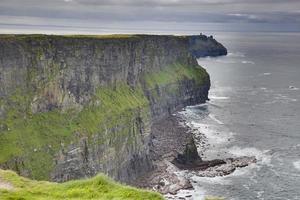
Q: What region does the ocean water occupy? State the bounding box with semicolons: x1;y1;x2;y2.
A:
179;32;300;200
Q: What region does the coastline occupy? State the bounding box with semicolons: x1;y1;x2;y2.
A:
134;108;256;199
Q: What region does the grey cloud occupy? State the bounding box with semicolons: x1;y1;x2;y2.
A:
72;0;300;7
0;0;299;33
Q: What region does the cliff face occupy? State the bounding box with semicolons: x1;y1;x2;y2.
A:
188;34;227;57
0;34;224;183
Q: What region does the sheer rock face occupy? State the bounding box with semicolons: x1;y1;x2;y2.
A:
0;34;224;183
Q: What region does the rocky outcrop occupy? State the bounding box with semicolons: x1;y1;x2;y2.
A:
135;115;256;195
188;34;227;57
0;34;222;183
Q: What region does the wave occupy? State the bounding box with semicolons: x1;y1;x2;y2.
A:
190;174;232;185
242;60;255;64
207;102;223;109
208;114;224;125
289;86;299;91
274;94;298;103
227;52;246;58
189;122;235;147
216;58;254;65
263;73;271;75
259;72;271;76
293;160;300;171
215;59;238;64
209;95;230;100
165;185;207;200
227;146;272;166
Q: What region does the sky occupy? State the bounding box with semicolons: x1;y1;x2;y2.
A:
0;0;299;34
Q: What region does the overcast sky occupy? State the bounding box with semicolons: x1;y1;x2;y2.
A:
0;0;299;34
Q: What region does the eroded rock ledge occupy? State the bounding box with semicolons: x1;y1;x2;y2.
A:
134;115;256;195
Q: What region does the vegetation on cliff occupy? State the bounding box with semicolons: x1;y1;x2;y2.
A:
0;83;150;180
143;63;209;89
0;34;212;182
0;170;163;200
0;62;208;181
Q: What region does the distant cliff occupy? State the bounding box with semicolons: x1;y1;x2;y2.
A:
0;34;225;183
188;34;227;57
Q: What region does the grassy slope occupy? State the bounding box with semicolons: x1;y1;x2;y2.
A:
0;170;163;200
143;63;209;89
0;170;223;200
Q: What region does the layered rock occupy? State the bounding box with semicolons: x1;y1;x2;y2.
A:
0;34;225;183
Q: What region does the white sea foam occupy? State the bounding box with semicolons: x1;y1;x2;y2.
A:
215;59;238;64
227;146;272;166
191;174;232;185
242;60;255;64
178;107;206;122
208;114;224;125
165;187;206;200
258;72;271;76
293;160;300;171
214;58;254;65
289;86;299;90
209;95;230;100
211;86;233;93
274;93;298;103
227;52;245;57
207;102;223;109
189;122;234;147
229;163;257;177
256;191;265;199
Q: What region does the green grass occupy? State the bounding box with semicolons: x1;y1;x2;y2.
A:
0;34;139;41
0;83;150;180
0;170;163;200
78;83;149;134
143;63;209;89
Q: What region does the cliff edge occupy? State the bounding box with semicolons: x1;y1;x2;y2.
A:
0;34;226;183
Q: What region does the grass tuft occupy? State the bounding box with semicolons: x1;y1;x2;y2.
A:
0;169;163;200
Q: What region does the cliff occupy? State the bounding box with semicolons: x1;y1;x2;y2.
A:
188;34;227;57
0;34;225;183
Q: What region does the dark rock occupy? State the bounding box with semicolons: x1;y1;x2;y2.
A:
173;138;202;166
195;156;257;177
187;35;228;58
172;158;226;171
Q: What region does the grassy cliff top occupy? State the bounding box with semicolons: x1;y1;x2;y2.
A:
0;34;137;40
0;170;163;200
0;34;194;41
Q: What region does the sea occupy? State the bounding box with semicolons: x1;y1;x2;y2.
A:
174;32;300;200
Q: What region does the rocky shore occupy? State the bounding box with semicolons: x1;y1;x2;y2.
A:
134;114;256;197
